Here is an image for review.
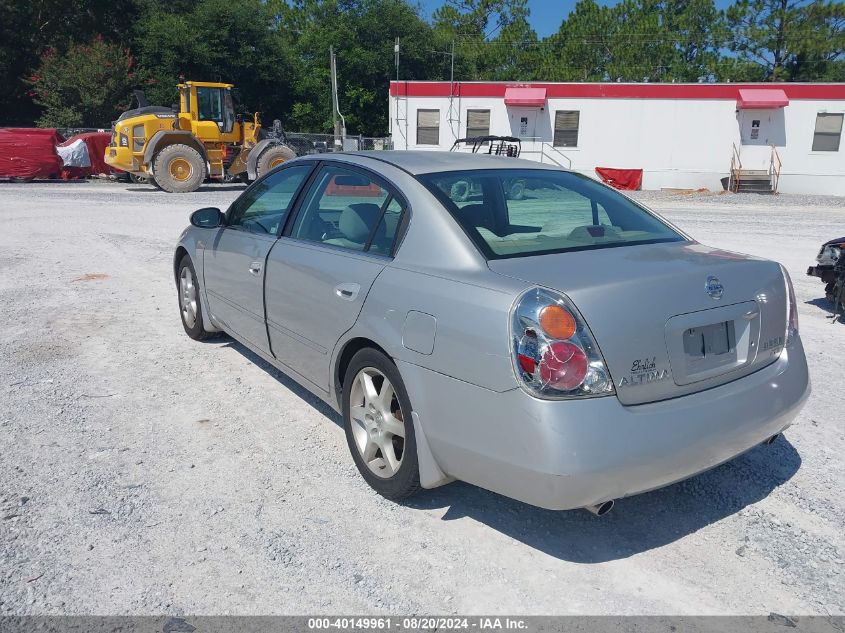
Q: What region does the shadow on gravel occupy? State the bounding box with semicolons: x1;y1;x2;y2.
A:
222;338;801;563
224;339;341;424
403;436;801;563
804;297;844;323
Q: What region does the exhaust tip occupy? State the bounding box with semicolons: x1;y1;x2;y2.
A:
764;433;780;445
585;499;615;516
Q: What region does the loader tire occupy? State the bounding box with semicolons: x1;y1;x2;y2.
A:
256;145;296;178
153;144;206;193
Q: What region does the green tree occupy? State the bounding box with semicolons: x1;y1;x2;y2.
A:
431;0;540;81
132;0;296;121
27;37;141;127
279;0;435;135
539;0;724;82
724;0;845;80
0;0;137;124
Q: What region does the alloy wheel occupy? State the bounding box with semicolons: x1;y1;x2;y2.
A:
349;367;406;478
180;267;197;328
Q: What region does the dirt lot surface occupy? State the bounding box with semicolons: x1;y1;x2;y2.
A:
1;181;843;615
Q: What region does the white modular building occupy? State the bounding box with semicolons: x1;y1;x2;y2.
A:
388;81;845;195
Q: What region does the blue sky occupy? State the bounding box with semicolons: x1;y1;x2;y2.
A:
417;0;732;38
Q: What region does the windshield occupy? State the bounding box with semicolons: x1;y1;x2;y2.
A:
197;87;235;133
418;169;685;260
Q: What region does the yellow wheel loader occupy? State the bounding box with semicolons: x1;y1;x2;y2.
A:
104;81;297;193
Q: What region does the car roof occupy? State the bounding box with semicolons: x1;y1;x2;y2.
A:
309;150;566;176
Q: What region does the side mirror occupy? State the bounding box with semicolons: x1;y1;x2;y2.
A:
190;207;224;228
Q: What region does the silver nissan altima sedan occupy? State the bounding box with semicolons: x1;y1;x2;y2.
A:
174;151;810;515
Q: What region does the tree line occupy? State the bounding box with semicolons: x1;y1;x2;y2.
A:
0;0;842;136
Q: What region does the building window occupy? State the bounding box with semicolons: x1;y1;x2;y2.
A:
416;109;440;145
466;109;490;138
554;111;580;147
812;113;843;152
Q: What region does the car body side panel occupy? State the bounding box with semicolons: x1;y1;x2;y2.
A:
203;228;276;355
345;265;528;395
264;239;388;390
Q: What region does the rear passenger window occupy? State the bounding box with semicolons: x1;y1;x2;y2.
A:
369;198;404;256
289;165;404;255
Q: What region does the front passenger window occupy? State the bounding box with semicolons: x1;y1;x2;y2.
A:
227;165;311;235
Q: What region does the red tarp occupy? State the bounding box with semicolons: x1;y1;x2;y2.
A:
59;132;119;179
503;87;547;107
595;167;643;191
736;89;789;109
325;175;382;197
0;128;64;180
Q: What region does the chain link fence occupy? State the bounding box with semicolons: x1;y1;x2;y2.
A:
285;132;393;154
52;128;392;156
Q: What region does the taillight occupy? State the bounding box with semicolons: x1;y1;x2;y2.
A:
511;287;614;399
781;266;799;347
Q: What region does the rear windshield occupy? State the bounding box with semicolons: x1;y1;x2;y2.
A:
418;169;685;259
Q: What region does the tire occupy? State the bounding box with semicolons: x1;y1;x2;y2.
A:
153;144;206;193
256;145;296;178
507;179;526;200
177;255;214;340
342;348;422;501
450;180;470;202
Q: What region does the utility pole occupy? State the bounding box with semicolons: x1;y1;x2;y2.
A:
330;46;346;150
395;37;400;84
431;41;457;143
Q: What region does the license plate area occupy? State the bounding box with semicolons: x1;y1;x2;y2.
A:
665;301;760;386
683;321;735;360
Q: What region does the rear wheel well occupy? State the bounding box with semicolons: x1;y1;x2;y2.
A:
336;338;390;393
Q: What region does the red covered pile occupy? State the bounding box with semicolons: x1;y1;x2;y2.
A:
0;128;120;180
0;128;64;180
58;132;116;179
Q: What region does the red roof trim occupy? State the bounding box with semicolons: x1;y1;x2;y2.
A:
736;88;789;108
504;87;547;106
389;81;845;100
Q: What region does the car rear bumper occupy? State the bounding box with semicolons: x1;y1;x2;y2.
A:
400;338;810;511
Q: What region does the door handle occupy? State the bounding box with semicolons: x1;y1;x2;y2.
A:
249;261;262;276
335;282;361;301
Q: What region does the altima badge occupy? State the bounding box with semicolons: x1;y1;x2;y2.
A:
705;275;724;299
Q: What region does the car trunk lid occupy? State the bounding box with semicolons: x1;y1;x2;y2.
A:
489;241;788;405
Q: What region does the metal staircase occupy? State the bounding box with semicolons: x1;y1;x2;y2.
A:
729;143;782;194
733;169;774;193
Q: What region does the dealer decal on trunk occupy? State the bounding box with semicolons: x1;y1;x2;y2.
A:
617;356;671;388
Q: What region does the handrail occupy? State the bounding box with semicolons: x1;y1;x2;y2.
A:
539;142;573;169
769;144;782;194
729;142;742;192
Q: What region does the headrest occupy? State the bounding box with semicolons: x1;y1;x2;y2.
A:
339;203;382;243
457;203;489;227
567;225;622;241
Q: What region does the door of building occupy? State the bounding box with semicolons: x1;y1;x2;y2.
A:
738;109;780;170
509;109;537;140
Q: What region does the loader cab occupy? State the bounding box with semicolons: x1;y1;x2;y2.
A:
178;81;240;144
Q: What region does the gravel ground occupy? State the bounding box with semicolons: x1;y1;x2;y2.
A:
0;181;843;616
